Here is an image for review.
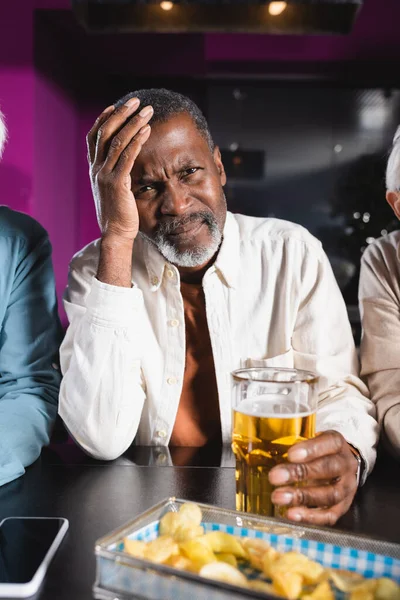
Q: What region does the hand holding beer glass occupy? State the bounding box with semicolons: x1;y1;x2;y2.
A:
232;367;318;518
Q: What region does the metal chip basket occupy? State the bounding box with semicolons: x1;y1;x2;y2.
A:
93;497;400;600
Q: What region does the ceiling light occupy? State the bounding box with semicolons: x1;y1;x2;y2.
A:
160;1;173;11
268;2;287;16
73;0;364;35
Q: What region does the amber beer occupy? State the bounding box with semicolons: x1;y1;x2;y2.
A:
231;368;317;517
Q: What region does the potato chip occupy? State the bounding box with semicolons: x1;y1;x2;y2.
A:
173;524;204;543
272;570;303;600
241;537;273;555
159;511;182;536
375;578;400;600
302;580;335;600
329;569;366;592
145;535;179;564
202;532;246;558
261;546;280;578
178;503;202;527
180;537;217;567
349;581;376;600
240;538;279;571
272;552;324;585
164;554;194;571
215;553;237;568
199;561;249;587
123;538;147;559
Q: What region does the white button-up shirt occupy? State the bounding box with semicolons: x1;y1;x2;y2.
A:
59;212;378;479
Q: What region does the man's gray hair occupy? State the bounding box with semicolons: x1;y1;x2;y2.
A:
386;126;400;191
115;88;214;151
0;110;7;159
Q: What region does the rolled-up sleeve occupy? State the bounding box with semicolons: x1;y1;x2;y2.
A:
0;234;62;487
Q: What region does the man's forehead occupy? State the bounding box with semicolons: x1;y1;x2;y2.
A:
133;114;210;173
147;113;206;150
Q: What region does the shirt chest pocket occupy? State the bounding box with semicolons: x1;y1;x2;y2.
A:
244;348;294;369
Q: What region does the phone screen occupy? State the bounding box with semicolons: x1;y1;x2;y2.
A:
0;518;65;584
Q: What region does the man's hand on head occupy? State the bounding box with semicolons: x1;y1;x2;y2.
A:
87;99;153;287
269;431;360;526
87;98;153;243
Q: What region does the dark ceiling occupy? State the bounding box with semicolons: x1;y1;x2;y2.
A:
31;0;400;100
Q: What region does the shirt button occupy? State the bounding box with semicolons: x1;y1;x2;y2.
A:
151;276;159;286
51;363;59;370
169;319;179;327
157;430;167;439
166;269;174;279
167;376;177;385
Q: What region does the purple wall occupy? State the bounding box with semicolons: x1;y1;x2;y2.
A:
0;0;78;322
34;74;78;314
78;110;100;250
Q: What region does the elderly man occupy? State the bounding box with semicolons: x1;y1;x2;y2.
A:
360;127;400;461
60;89;378;525
0;110;62;486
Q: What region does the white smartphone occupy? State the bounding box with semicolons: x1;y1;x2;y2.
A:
0;517;69;598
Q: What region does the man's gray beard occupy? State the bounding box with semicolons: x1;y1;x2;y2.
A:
141;212;222;268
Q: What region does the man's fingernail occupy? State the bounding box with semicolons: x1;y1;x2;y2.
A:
289;511;303;522
269;468;290;485
289;447;308;461
125;97;140;108
274;492;293;506
139;105;154;118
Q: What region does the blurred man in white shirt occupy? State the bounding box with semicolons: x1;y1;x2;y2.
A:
60;89;378;525
360;127;400;461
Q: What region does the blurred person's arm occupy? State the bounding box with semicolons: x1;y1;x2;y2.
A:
0;222;62;487
359;238;400;460
59;256;147;460
292;245;378;483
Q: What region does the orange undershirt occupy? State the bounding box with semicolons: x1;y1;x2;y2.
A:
169;281;221;447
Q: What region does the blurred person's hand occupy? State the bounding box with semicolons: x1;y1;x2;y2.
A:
86;99;153;244
269;430;360;526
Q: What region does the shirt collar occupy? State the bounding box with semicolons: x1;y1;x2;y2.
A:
139;211;240;290
213;211;240;289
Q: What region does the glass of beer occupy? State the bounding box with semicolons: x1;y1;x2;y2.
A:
231;367;318;517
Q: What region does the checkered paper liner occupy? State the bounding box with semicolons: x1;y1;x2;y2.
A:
118;519;400;583
94;498;400;600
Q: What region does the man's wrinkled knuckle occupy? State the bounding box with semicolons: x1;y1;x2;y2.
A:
294;488;307;506
293;463;308;482
110;136;123;150
119;148;131;162
330;430;345;450
113;105;126;116
325;454;343;476
330;484;343;506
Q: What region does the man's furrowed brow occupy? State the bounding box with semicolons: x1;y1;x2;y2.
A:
133;174;156;185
